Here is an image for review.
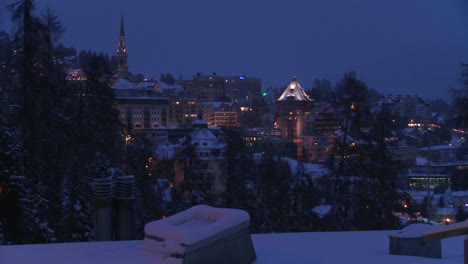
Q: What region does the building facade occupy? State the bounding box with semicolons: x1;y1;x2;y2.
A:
275;77;313;159
173;118;227;205
112;79;168;131
178;72;262;105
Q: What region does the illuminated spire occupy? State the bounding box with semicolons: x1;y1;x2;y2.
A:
120;14;125;37
118;15;127;53
117;14;129;78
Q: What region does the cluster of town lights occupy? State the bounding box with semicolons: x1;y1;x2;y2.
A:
407;123;441;128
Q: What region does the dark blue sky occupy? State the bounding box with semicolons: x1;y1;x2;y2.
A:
1;0;468;99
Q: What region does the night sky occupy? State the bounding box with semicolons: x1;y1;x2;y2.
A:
1;0;468;100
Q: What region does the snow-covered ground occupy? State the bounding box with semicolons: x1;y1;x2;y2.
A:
1;230;464;264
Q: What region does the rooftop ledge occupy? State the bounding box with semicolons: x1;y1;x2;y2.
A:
1;230;464;264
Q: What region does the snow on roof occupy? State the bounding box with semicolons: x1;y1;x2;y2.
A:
111;79;136;89
193;118;208;125
177;128;225;149
389;223;435;238
277;77;312;101
144;205;249;245
416;156;429;166
158;82;182;91
136;82;157;88
414;156;468;167
282;157;330;179
451;191;468;197
190;128;224;148
2;230;464;264
419;145;457;151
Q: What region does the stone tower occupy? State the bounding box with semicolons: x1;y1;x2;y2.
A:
275;77;313;159
117;15;128;79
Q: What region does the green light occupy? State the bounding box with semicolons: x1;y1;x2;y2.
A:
262;92;268;97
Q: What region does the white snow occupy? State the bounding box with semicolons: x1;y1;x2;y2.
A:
389;223;435;238
416;156;429;166
282;157;330;179
111;79;136;89
144;205;249;245
451;191;468;197
423;219;468;239
1;230;464;264
419;145;458;151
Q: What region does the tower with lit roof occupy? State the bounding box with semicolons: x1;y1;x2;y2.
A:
117;15;128;79
276;77;313;139
275;77;313;159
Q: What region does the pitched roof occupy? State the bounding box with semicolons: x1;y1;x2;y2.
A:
277;77;312;101
111;79;135;89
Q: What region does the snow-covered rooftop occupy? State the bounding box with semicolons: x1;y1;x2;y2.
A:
419;145;458;151
191;129;225;149
177;128;225;150
1;230;464;264
277;77;312;101
111;79;136;89
282;157;330;179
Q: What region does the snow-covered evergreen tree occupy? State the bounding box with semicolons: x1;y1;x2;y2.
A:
10;176;56;243
89;152;111;179
59;181;93;242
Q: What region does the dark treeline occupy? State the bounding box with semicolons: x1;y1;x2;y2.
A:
0;1;122;243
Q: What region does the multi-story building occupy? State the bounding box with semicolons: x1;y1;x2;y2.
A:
378;94;431;123
179;73;227;102
111;79;168;131
204;102;239;128
173;118;227;205
178;73;262;105
275;77;313;159
276;77;313;138
224;75;262;105
275;78;338;162
302;102;338;163
166;96;199;128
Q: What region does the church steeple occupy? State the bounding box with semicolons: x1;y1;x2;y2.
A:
117;15;128;79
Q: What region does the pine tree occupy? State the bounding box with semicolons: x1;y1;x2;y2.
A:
223;128;261;229
126;134;164;238
10;176;56;243
0;115;24;243
58;54;121;242
8;1;70;241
